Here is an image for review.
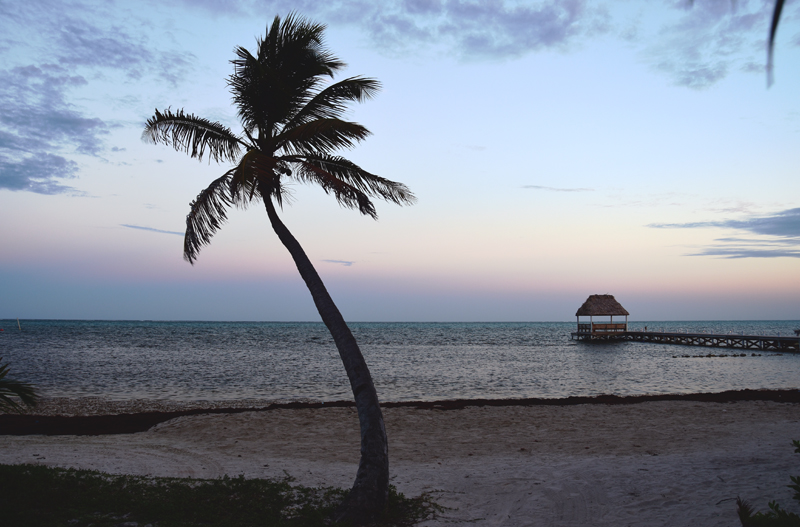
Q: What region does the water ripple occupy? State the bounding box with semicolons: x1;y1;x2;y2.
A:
0;320;797;401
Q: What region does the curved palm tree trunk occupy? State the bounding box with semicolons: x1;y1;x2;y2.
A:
263;198;389;521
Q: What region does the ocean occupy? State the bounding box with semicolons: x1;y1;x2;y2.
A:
1;320;798;402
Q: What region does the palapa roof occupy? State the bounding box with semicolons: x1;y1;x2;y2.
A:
575;294;629;316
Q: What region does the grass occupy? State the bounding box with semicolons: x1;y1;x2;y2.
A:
0;464;438;527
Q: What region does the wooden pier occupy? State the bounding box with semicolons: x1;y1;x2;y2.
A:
571;329;800;351
570;294;799;351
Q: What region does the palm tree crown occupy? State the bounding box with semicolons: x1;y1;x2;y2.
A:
143;13;415;263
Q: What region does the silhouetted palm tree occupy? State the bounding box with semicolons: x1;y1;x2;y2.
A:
767;0;784;86
0;358;38;413
143;14;415;522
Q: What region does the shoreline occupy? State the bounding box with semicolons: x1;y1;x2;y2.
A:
2;396;798;526
2;388;798;436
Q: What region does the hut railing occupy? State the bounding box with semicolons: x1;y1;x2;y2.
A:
592;323;627;333
577;323;592;333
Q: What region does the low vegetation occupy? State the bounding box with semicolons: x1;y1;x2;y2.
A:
0;464;438;527
0;357;38;412
737;440;800;527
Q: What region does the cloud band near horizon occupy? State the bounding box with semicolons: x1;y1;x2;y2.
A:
649;208;800;258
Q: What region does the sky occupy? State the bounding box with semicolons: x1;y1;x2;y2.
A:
1;0;798;322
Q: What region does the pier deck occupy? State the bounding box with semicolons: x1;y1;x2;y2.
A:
570;330;800;351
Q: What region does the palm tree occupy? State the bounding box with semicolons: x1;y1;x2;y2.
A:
767;0;784;86
142;14;414;522
0;358;38;413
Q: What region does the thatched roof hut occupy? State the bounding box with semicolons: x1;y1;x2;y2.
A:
575;294;629;335
575;294;629;317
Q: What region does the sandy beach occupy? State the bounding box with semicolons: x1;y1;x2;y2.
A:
2;397;799;526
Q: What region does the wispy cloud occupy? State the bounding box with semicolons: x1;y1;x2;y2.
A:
54;20;194;86
687;245;800;259
121;224;183;236
1;2;195;84
0;65;107;155
648;208;800;237
523;185;594;192
714;236;800;245
322;259;355;266
0;1;195;195
0;153;80;195
642;0;776;89
235;0;785;88
649;207;800;258
211;0;610;59
461;144;487;151
0;64;109;194
703;200;759;215
388;0;603;58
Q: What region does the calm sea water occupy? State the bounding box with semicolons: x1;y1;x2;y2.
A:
1;320;798;402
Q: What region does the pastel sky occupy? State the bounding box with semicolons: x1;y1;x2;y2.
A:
1;0;798;322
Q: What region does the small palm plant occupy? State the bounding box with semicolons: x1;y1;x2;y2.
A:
143;13;414;522
0;358;38;413
737;499;800;527
736;440;800;526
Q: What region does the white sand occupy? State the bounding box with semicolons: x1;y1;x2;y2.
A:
2;400;799;526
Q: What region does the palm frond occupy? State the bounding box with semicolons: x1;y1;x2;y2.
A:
283;77;381;129
184;172;235;264
271;13;344;77
0;358;38;413
289;154;416;206
277;119;371;155
143;108;245;163
767;0;785;87
291;160;377;218
736;496;756;526
229;14;346;135
229;150;262;207
228;47;275;135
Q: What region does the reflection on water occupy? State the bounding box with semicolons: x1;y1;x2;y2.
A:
1;320;798;401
